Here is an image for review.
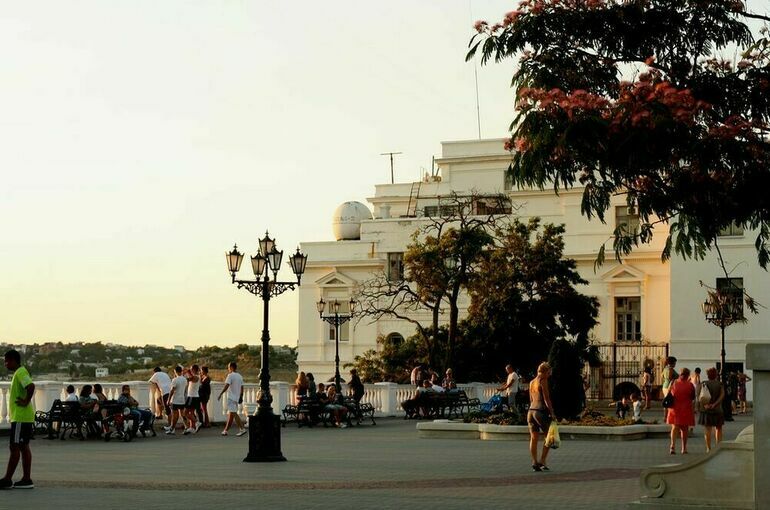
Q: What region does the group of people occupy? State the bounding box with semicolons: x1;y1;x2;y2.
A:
63;382;153;437
293;369;366;427
409;364;457;390
148;362;246;437
662;356;735;455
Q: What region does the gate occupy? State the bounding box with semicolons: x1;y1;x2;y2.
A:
587;343;669;400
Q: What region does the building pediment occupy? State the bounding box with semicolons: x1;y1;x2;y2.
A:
601;264;646;282
315;271;356;287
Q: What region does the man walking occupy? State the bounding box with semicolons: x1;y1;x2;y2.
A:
1;349;35;489
217;362;246;436
498;364;519;410
165;366;189;435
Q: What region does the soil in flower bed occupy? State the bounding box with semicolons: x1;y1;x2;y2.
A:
464;407;658;426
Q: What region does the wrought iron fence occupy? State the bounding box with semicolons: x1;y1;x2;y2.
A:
587;343;669;400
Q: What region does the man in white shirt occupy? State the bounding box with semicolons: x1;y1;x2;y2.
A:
148;367;173;425
497;364;519;409
164;366;189;435
217;361;246;437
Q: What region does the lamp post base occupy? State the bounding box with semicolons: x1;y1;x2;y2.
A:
243;410;287;463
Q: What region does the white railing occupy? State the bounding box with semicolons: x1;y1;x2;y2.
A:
0;380;501;427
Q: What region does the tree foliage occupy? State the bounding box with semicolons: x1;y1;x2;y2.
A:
464;218;599;380
355;193;512;371
468;0;770;270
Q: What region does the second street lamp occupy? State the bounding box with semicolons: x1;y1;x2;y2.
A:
702;289;744;422
317;297;356;394
226;232;307;462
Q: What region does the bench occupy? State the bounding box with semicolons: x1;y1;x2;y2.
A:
35;400;86;440
342;398;376;426
402;390;479;419
282;397;377;427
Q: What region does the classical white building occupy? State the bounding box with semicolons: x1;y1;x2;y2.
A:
297;138;767;399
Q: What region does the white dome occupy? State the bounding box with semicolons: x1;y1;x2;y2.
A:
332;201;372;241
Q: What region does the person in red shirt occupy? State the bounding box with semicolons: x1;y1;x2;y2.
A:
666;368;695;455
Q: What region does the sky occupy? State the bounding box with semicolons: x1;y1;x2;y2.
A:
0;1;516;348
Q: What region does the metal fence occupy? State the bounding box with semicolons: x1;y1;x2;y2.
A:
587;343;669;400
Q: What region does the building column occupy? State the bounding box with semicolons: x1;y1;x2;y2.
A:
746;343;770;510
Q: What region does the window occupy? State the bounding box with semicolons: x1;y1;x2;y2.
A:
473;197;512;216
718;222;744;237
716;277;744;319
615;206;640;234
385;332;404;346
328;322;350;342
504;171;514;191
423;205;439;217
387;252;404;281
615;297;641;342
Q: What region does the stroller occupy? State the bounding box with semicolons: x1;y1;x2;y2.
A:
480;394;507;413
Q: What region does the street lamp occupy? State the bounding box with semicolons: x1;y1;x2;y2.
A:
317;297;356;394
226;232;307;462
702;290;744;422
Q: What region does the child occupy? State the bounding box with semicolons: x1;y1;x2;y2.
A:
631;393;643;423
615;396;630;419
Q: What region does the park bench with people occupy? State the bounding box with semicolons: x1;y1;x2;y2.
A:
281;396;377;428
34;398;155;441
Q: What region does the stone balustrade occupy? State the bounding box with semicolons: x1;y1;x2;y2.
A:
0;380;499;428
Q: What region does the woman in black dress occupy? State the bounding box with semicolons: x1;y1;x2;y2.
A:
198;366;212;428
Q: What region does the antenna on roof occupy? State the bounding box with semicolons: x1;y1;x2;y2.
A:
380;152;402;184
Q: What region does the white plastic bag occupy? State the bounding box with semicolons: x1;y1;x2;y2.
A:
699;382;712;406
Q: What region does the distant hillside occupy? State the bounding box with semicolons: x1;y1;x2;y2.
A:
0;341;297;381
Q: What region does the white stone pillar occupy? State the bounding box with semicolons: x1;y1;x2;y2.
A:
467;382;487;402
126;381;151;408
209;382;227;424
375;382;399;416
746;344;770;510
270;382;290;416
33;381;63;414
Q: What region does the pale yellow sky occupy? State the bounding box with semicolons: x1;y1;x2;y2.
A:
0;1;517;348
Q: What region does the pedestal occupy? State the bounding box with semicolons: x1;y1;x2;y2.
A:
746;344;770;510
243;409;286;462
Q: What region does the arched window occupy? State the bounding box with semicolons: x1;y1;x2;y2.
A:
385;333;404;346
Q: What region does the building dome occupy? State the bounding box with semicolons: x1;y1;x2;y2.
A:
332;201;372;241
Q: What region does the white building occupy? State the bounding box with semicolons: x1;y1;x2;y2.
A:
297;139;677;385
95;367;109;378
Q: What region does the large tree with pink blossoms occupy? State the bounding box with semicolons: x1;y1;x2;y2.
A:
468;0;770;271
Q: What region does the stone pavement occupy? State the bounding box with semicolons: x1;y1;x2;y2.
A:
0;414;752;510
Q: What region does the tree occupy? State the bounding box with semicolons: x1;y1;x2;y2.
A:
469;1;770;276
355;193;513;372
548;339;586;420
464;218;599;380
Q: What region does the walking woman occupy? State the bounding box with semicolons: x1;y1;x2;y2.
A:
699;367;725;452
528;362;555;472
641;366;652;410
667;368;695;455
737;371;752;414
662;356;678;419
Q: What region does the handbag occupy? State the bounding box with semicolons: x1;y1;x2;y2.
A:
662;391;674;408
698;382;712;406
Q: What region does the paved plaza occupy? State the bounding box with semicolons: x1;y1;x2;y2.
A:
0;414;752;510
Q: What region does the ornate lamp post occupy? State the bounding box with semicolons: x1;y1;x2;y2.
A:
226;231;307;462
316;297;356;394
702;290;743;422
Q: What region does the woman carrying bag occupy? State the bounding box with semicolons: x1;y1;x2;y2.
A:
528;362;555;472
699;367;725;452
